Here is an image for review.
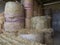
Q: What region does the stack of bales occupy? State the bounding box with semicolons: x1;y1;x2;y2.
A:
4;1;25;32
3;1;53;45
31;16;53;45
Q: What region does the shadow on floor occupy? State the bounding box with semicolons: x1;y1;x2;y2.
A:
54;31;60;45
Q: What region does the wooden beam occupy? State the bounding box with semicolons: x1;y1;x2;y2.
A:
44;1;60;6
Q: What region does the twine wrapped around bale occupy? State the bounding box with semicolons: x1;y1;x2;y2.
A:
5;17;25;22
31;16;48;29
4;22;24;32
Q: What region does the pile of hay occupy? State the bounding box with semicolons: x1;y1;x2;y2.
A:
0;32;46;45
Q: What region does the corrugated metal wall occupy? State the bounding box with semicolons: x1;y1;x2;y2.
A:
44;3;60;32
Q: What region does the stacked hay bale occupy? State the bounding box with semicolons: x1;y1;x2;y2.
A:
31;16;53;45
31;16;48;29
4;1;25;32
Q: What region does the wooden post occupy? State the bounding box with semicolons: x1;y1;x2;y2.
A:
24;0;33;29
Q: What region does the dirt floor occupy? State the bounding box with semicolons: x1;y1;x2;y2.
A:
54;31;60;45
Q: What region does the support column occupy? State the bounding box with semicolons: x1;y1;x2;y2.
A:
24;0;33;29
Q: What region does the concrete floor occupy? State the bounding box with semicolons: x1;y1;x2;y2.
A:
54;32;60;45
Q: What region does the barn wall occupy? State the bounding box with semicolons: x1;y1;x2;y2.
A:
44;3;60;32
